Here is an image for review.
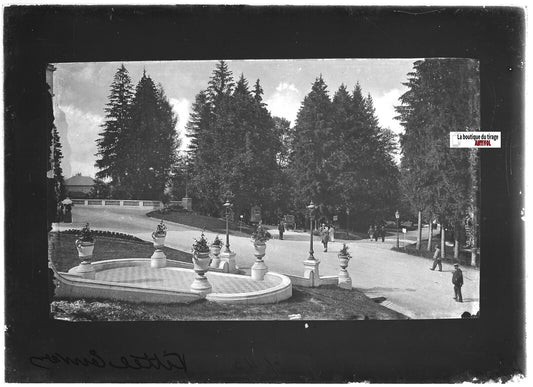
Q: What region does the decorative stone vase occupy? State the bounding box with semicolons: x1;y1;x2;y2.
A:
210;244;222;268
191;251;212;294
253;241;267;258
75;239;96;279
337;253;352;290
152;232;166;249
338;254;350;270
75;240;95;263
151;232;167;268
251;241;268;281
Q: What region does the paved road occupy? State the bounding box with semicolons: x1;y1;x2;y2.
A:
57;207;480;319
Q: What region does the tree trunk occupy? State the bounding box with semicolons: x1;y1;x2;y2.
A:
471;211;477;267
440;222;446;261
416;211;422;250
427;216;433;251
454;221;460;260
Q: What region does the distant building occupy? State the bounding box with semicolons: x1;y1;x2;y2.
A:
65;173;95;198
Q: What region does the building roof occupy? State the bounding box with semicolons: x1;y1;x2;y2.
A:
65;174;95;186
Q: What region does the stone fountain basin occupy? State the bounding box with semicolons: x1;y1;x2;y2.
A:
55;258;292;305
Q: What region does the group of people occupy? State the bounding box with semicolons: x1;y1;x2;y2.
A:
56;201;73;223
368;224;386;242
320;224;334;252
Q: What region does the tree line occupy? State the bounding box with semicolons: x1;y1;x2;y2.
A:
89;59;479;246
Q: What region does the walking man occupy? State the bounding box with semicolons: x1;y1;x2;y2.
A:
321;225;330;252
368;225;374;240
430;247;442;271
278;221;285;240
452;263;463;302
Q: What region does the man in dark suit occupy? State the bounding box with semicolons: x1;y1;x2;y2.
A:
452;263;464;302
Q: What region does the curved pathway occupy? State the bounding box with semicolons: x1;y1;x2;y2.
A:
57;207;480;319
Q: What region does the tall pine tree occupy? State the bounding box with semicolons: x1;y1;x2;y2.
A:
95;64;134;188
51;125;66;200
290;75;333;218
121;71;177;199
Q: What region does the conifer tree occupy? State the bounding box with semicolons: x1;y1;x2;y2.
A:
95;64;134;187
52;125;66;199
327;83;399;229
290;75;333;217
121;71;177;199
397;59;480;253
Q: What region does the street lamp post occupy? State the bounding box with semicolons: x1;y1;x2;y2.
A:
223;200;232;253
346;207;350;236
184;159;189;198
239;214;243;234
307;201;315;261
395;210;400;249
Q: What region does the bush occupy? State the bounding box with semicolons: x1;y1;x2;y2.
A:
62;229;145;243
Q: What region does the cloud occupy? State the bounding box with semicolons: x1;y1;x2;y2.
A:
265;82;301;125
372;88;406;135
169;97;191;152
60;104;103;178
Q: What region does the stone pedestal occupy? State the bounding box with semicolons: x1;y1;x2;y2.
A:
220;249;237;273
251;242;268;280
338;269;352;289
303;259;320;282
190;276;212;294
210;245;222;268
75;261;96;280
151;249;167;268
337;255;352;289
182;197;193;211
251;259;268;281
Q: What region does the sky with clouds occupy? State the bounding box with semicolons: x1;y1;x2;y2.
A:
53;59;417;178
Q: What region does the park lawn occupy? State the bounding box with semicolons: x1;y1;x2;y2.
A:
147;210;254;237
49;232;407;321
51;284;407;321
49;232;192;272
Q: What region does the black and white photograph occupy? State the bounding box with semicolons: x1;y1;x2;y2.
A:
47;58;480;321
4;5;526;383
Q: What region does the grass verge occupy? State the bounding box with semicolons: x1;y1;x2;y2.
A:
51;284;407;321
49;232;191;272
147;209;254;237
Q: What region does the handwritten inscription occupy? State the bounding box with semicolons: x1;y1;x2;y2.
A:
29;350;187;372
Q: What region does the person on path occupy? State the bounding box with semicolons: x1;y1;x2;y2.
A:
373;225;379;242
321;225;330;252
452;263;463;302
57;203;64;222
368;225;374;240
278;221;285;240
379;224;385;242
330;225;335;242
430;246;442;271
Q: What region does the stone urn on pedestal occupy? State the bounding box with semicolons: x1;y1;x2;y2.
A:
190;232;212;294
74;223;96;279
210;235;223;268
337;243;352;289
251;222;271;281
151;220;167;268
